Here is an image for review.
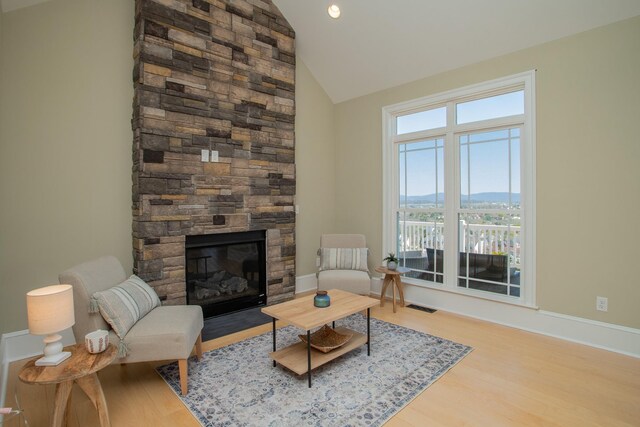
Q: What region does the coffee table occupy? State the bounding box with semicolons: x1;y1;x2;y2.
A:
261;289;379;387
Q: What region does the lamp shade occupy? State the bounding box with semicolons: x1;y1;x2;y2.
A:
26;284;75;335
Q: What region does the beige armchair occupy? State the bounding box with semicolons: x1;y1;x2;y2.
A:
317;234;371;295
59;256;203;395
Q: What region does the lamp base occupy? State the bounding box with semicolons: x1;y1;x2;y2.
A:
35;333;71;366
35;351;71;366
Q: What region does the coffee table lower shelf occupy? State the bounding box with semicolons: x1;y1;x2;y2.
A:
270;327;366;375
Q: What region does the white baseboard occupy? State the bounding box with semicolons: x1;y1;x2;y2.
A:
370;277;640;358
0;328;75;408
295;273;318;294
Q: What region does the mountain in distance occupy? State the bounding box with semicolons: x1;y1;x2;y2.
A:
404;192;520;204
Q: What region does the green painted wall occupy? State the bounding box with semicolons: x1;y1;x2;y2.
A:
294;60;337;276
333;16;640;328
0;0;134;334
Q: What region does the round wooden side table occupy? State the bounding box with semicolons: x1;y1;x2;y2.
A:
375;266;410;313
18;343;117;427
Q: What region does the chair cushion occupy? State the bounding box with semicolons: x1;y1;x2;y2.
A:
109;305;204;363
318;269;371;295
91;275;160;339
319;248;368;272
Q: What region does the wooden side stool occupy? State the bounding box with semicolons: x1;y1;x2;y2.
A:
18;343;116;427
375;266;410;313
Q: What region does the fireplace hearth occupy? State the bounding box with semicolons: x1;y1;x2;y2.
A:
186;231;266;318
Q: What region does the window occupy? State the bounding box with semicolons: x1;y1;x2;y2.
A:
397;138;445;283
456;90;524;124
397;106;446;134
383;72;535;307
458;128;521;297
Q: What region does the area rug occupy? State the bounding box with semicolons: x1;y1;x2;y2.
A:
156;315;472;427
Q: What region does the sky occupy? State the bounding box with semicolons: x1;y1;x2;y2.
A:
397;90;523;197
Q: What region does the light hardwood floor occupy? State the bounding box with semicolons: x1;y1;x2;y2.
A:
4;300;639;426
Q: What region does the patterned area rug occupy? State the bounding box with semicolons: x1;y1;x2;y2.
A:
156;315;472;427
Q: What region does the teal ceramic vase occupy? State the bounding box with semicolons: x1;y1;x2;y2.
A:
314;290;330;308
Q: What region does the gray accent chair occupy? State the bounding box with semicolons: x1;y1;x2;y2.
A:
59;256;204;395
317;234;371;295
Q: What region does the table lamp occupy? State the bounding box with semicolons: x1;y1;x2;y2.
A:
26;284;75;366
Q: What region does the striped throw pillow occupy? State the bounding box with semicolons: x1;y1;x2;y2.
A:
91;275;160;339
319;248;368;272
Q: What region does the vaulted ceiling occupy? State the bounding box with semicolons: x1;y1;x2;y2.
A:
2;0;639;103
273;0;640;103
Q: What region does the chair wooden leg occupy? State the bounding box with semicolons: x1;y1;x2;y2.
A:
178;359;188;396
195;333;203;361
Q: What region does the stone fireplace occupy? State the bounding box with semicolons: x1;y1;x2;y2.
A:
131;0;296;310
186;230;266;317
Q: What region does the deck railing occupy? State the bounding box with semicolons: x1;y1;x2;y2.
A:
398;220;521;266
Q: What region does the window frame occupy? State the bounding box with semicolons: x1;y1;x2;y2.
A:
382;71;536;308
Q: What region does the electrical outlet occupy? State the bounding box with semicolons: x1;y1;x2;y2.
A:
200;149;209;162
596;296;608;312
210;150;219;162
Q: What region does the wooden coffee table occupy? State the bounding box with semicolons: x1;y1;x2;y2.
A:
261;289;379;387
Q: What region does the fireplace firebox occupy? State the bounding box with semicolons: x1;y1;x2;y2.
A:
185;231;266;318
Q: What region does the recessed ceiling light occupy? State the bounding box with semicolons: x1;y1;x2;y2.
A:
328;4;341;19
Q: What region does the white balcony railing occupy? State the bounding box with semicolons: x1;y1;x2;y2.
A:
398;220;521;266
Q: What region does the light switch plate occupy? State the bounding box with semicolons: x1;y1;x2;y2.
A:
201;149;209;162
210;150;219;162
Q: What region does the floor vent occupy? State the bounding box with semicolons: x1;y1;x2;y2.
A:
407;304;437;313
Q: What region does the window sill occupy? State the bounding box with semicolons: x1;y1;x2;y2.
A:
398;276;539;310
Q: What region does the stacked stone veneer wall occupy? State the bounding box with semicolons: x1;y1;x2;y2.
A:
131;0;296;305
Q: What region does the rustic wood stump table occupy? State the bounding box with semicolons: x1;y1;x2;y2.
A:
18;343;117;427
375;266;410;313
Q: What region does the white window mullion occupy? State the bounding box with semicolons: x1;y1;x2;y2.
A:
382;112;395;262
443;101;457;290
